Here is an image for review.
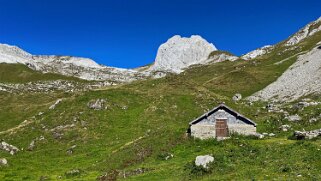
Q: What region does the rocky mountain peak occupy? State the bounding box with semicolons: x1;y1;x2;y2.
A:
149;35;217;73
0;44;32;64
285;16;321;46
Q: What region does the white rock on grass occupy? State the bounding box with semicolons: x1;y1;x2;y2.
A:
0;158;8;166
87;99;106;110
0;141;19;155
195;155;214;169
232;93;242;102
253;133;264;139
287;115;302;122
268;133;276;137
49;99;62;110
279;125;291;132
309;118;318;123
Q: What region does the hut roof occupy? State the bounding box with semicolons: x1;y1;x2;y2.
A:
189;103;257;126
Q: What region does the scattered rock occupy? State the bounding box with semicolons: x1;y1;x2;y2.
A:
253;133;264;139
195;155;214;169
158;152;174;160
39;176;49;181
50;124;75;132
87;99;107;110
49;99;62;110
266;103;281;112
99;168;153;180
0;158;8;166
120;168;151;178
165;154;174;160
248;44;321;102
293;101;320;110
67;145;77;155
65;169;82;178
38;135;45;141
287;114;302;122
309;118;318;123
80;121;87;127
279;125;291;132
269;133;276;137
0;141;19;155
27;140;36;151
293;129;321;140
52;132;63;140
232;93;242;102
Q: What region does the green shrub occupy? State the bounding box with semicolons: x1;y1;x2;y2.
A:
184;161;214;177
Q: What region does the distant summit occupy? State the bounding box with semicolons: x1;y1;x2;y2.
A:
242;16;321;60
149;35;217;73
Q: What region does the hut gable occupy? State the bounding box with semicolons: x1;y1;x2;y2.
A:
188;104;257;139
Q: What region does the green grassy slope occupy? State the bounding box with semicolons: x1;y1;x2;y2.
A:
0;63;84;83
0;32;321;180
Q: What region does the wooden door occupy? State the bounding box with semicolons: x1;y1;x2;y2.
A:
215;119;228;137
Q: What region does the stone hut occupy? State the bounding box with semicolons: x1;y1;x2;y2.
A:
188;103;257;139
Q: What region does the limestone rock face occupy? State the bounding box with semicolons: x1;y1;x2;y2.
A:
241;45;274;60
285;17;321;46
0;44;148;82
149;35;217;73
195;155;214;169
241;17;321;60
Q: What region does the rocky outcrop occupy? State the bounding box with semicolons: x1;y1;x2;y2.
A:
285;17;321;46
0;35;221;81
206;51;238;63
279;125;291;132
241;17;321;60
241;45;274;60
149;35;217;73
0;141;19;155
195;155;214;169
87;99;107;110
248;45;321;102
293;129;321;140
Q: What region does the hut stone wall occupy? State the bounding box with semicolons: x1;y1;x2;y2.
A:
190;109;256;139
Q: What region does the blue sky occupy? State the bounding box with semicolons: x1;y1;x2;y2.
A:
1;0;321;68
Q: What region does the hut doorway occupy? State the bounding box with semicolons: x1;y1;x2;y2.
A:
215;119;228;137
